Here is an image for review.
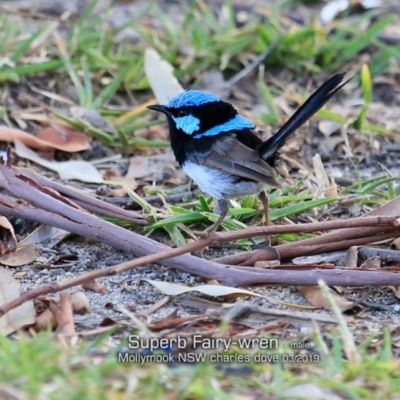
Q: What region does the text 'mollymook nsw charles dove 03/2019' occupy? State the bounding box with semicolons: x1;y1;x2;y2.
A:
148;73;348;232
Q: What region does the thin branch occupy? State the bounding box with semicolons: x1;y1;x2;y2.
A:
214;230;399;265
198;215;400;242
223;36;281;90
15;167;148;225
0;233;215;317
1;164;400;319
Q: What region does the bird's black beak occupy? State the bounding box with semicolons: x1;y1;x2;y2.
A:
147;104;171;115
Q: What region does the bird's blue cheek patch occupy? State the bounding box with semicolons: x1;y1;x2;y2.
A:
172;115;200;135
193;114;255;138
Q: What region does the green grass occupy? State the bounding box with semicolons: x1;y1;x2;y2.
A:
142;172;400;246
1;326;399;399
144;187;340;246
0;0;397;149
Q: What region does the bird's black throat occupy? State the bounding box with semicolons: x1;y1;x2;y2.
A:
164;100;263;166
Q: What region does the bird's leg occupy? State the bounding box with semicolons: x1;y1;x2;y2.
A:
194;200;228;257
205;199;229;233
258;190;271;245
258;190;269;226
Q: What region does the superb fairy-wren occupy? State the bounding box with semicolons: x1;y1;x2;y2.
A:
148;73;347;232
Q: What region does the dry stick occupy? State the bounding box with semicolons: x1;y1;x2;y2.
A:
2;168;400;317
222;36;281;90
213;224;400;265
0;170;399;268
4;169;400;257
50;293;75;336
201;216;400;242
1;229;400;318
214;230;400;266
276;229;397;264
15;168;148;225
2;195;397;266
0;233;215;317
0;188;398;265
0;202;398;317
3;246;400;318
229;231;400;270
214;196;400;264
11;167;400;242
2;167;399;248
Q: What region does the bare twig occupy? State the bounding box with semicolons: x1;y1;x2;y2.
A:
3;236;400;318
15;167;148;225
197;216;400;242
214;231;399;265
1;164;400;318
0;235;214;317
358;247;400;263
223;36;281;90
213;197;400;264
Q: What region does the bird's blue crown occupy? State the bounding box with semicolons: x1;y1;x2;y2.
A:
166;90;220;108
166;90;255;138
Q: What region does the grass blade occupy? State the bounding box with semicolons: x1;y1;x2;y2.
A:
353;64;372;130
270;197;338;220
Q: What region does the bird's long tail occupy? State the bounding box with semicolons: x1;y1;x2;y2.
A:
258;73;348;163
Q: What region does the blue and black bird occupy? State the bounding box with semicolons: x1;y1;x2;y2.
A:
148;73;347;232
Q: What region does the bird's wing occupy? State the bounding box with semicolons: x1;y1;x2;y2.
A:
187;135;280;188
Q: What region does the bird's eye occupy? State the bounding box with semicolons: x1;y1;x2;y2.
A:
177;110;186;117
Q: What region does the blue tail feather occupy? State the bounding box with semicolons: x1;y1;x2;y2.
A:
258;73;348;162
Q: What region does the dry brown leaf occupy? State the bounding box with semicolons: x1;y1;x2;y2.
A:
0;125;90;152
14;140;103;183
0;267;35;335
70;291;90;315
34;309;57;332
312;154;337;197
148;310;203;331
0;243;36;267
345;246;359;267
126;150;179;181
49;293;75;336
0;216;17;256
82;279;107;294
144;48;183;104
318;120;343;137
392;237;400;249
360;256;381;269
389;286;400;300
142;279;315;310
36;125;91;152
19;225;70;249
298;286;353;311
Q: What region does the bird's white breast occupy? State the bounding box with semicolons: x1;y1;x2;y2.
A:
182;161;265;200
